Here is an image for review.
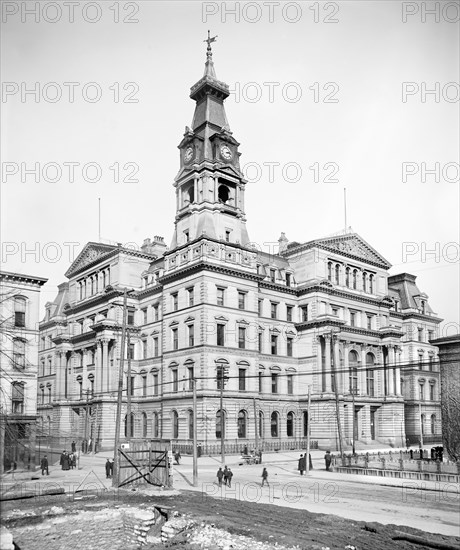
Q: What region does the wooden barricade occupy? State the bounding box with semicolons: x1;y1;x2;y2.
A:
117;439;171;488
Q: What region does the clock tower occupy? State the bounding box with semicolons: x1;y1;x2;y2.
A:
170;33;250;249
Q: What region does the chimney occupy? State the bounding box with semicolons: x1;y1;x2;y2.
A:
278;232;289;253
141;236;167;257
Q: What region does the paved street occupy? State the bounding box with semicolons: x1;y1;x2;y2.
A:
2;448;458;538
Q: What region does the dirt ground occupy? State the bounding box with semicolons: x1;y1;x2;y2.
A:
2;489;459;550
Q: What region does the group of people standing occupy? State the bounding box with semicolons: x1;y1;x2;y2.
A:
216;466;234;487
60;450;77;470
105;458;115;478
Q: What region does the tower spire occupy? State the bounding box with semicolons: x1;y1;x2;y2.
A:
203;30;218;78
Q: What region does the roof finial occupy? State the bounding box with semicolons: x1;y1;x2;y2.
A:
203;30;218;78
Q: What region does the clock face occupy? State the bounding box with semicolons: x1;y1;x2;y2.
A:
184;147;194;163
220;145;232;160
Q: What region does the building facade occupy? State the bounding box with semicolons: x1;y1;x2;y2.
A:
0;270;48;473
37;43;443;452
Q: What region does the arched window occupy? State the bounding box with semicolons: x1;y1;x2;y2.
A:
302;411;309;437
258;411;264;438
349;350;359;393
369;274;374;294
366;353;375;396
153;412;159;438
218;185;229;203
431;414;436;435
327;262;332;281
421;414;426;435
185;184;194;204
216;409;225;439
352;269;358;290
238;410;247;438
88;374;94;396
172;410;179;439
76;376;83;399
188;409;193;440
142;412;147;438
362;272;367;292
124;413;134;438
335;264;340;285
286;411;294;437
271;411;279;438
345;267;350;288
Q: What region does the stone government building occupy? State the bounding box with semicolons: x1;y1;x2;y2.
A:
37;41;442;452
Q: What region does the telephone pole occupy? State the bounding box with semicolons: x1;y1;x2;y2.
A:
306;386;311;475
192;377;198;486
331;330;344;459
126;330;132;441
113;289;128;487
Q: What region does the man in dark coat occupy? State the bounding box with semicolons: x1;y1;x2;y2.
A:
71;441;76;453
216;467;224;486
60;451;66;470
324;450;332;471
298;454;306;475
226;468;233;488
105;458;111;478
61;451;70;471
223;466;229;486
41;455;49;476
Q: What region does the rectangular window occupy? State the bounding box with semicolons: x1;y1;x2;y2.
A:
127;309;135;326
142;340;148;359
419;383;424;401
127;376;135;396
286;305;293;322
285;273;291;287
238;368;246;391
153;337;159;357
270;269;276;283
258;372;263;393
301;305;308;322
238;327;246;349
271;334;278;355
188;324;195;347
217;287;225;307
172;369;178;392
258;332;263;353
270;302;278;319
287;374;293;395
172;328;178;350
153;373;159;396
13;339;26;369
350;312;356;327
429;355;434;371
367;315;372;330
128;343;135;360
15;311;26;328
418;354;424;369
287;337;293;357
172;293;178;311
418;327;423;342
429;384;435;401
238;291;246;310
154;304;159;321
271;373;278;393
332;307;339;316
187;287;194;306
142;308;148;324
258;299;263;316
217;324;225;346
142;375;147;397
188;366;194;390
225;230;231;242
428;330;434;341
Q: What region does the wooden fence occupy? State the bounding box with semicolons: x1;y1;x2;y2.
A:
117;439;171;488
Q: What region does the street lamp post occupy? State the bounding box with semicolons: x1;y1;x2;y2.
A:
216;362;228;465
350;387;357;456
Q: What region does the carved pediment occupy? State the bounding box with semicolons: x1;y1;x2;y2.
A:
65;242;117;279
316;234;391;269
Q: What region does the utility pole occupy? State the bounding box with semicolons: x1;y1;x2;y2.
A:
253;397;259;451
331;330;344;459
192;377;198;486
217;363;226;465
113;288;128;487
126;330;132;441
84;389;90;453
306;386;311;475
351;387;356;456
419;402;424;448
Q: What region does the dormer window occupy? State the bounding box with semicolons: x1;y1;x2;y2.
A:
421;300;426;314
286;273;291;287
270;269;276;283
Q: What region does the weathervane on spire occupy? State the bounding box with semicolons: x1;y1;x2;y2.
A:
204;30;218;55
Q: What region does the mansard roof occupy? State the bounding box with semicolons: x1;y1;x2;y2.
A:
284;233;392;270
388;272;436;314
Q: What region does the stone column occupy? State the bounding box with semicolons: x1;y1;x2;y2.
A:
96;341;102;393
343;341;350;393
395;346;402;396
324;335;332;392
360;345;367;395
102;339;109;393
56;351;65;399
388;345;395;396
333;338;341;393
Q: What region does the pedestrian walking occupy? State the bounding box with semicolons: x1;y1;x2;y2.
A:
223;466;229;486
60;451;66;470
324;450;332;471
217;467;224;486
226;468;233;488
71;441;76;453
174;451;181;465
41;455;49;476
105;458;111;479
309;453;313;471
298;454;306;475
258;450;263;464
261;467;269;487
109;459;114;478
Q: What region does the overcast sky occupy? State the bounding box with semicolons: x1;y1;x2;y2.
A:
1;1;459;332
